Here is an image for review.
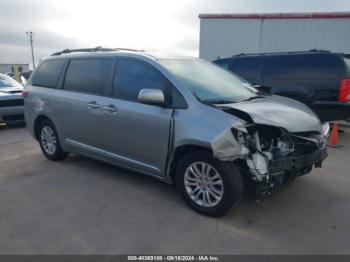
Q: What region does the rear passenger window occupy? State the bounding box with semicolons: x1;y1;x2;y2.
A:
32;59;66;88
266;54;342;78
234;57;262;79
64;58;112;95
113;59;168;102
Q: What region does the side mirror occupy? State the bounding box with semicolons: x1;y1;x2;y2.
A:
138;89;165;105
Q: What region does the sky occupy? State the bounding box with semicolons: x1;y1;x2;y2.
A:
1;0;350;68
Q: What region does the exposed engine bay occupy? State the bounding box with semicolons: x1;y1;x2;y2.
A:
213;106;329;198
238;124;327;197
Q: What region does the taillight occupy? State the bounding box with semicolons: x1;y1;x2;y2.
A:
339;79;350;102
21;90;29;98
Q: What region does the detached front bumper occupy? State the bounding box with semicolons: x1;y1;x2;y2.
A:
269;147;328;175
251;147;328;197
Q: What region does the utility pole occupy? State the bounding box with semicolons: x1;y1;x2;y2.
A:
26;31;35;69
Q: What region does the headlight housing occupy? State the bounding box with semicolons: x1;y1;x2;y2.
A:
231;129;245;144
322;122;330;139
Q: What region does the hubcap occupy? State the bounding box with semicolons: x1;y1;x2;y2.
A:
184;162;224;207
41;126;57;155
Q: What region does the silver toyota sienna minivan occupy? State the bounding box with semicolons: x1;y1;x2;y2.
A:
24;47;329;216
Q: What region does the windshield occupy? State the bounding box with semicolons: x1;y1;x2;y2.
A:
159;59;257;103
0;75;22;88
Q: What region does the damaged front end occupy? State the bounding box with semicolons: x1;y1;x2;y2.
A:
212;107;329;198
240;124;327;197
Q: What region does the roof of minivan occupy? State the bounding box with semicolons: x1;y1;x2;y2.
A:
43;49;197;61
44;50;154;60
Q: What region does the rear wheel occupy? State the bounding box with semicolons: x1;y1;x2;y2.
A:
176;151;243;217
38;120;68;161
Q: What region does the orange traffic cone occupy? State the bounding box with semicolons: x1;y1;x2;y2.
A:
327;123;342;148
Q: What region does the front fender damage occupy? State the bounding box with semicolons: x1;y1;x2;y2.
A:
211;126;249;161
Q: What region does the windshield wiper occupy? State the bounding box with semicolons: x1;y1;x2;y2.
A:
240;95;266;102
202;99;235;104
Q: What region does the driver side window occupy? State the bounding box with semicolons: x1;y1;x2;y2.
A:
112;59;170;104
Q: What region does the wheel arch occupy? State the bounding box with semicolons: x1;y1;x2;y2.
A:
167;144;214;184
33;115;51;141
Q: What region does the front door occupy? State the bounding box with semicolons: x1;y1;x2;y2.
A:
101;58;173;176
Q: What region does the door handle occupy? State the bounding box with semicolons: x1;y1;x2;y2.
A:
88;101;100;110
103;105;117;114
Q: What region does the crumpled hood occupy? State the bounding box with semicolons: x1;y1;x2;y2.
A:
221;95;322;133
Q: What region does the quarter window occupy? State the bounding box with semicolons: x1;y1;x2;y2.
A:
64;58;112;95
32;59;66;88
113;59;169;102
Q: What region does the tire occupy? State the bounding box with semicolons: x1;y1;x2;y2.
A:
38;119;68;161
176;151;243;217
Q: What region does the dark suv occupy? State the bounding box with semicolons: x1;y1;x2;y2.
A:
213;50;350;122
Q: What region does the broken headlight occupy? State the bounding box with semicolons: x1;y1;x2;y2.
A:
231;128;246;144
322;122;330;139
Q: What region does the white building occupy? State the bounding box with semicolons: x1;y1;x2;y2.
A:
0;63;29;74
199;12;350;61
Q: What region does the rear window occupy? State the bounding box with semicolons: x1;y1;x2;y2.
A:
266;54;342;78
32;59;66;88
0;75;22;88
234;57;262;79
64;58;112;96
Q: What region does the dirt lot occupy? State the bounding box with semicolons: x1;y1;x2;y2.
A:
0;126;349;254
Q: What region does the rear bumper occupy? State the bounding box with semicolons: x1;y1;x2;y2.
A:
269;147;328;175
312;101;350;122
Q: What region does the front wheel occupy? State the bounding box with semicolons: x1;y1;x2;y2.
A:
176;151;243;217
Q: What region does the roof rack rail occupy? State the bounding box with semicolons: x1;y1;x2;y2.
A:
51;46;144;56
114;47;145;52
233;49;330;57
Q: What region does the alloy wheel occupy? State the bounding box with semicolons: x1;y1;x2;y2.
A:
184;161;224;207
41;125;57;155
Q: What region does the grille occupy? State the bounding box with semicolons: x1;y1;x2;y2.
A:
0;99;24;107
291;136;319;156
